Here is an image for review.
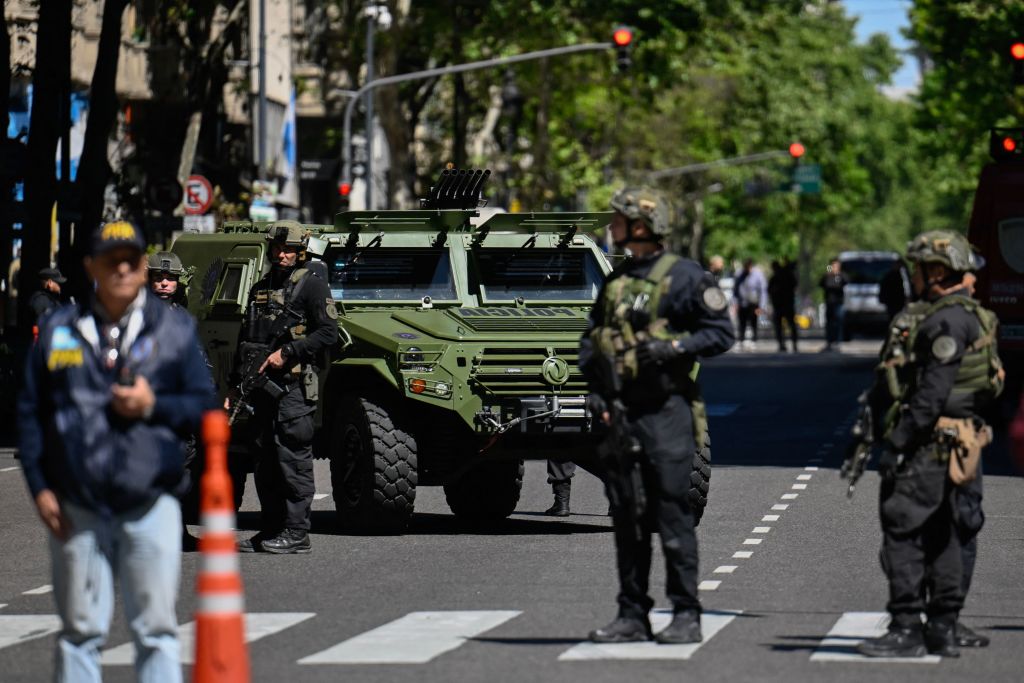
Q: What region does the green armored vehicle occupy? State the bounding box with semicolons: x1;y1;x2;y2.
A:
172;171;614;530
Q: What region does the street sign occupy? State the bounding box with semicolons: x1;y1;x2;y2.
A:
183;214;216;233
791;164;821;194
184;175;214;215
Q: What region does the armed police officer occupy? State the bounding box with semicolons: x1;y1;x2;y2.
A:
579;188;734;644
855;231;1002;658
148;251;187;306
232;221;339;554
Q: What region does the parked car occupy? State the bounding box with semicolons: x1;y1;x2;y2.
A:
839;250;907;339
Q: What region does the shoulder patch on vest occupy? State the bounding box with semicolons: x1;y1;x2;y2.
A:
931;335;958;362
702;286;728;312
326;298;338;320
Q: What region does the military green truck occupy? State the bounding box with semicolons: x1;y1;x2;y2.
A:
173;174;711;531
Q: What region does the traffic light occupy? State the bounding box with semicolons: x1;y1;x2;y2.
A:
1013;42;1024;86
989;128;1023;161
338;181;351;211
613;26;633;73
788;142;805;160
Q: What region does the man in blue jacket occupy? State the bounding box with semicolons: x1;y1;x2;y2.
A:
18;221;216;682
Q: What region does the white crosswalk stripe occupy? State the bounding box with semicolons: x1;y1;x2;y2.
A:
102;612;315;665
298;610;521;664
809;612;940;663
558;610;741;661
0;615;62;651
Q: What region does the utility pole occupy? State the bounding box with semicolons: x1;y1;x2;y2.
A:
257;0;267;177
364;5;375;209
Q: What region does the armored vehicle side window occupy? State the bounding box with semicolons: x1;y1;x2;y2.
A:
327;248;457;301
216;264;245;303
473;249;603;302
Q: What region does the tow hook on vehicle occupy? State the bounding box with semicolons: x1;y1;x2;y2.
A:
477;397;562;434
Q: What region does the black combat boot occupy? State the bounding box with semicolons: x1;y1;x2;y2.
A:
956;621;990;648
262;528;312;555
655;610;703;644
588;615;653;643
857;624;927;658
545;483;571;517
925;618;961;657
237;530;276;553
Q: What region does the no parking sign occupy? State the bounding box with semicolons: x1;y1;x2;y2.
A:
184;175;214;215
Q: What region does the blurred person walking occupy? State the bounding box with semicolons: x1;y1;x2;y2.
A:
733;259;767;349
768;260;799;352
819;257;849;351
17;221;215;682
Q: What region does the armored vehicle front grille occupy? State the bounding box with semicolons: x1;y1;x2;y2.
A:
450;311;589;333
471;347;588;396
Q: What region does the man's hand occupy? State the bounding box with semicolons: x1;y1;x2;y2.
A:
34;490;70;541
587;393;610;426
110;375;156;419
259;348;287;373
636;339;679;368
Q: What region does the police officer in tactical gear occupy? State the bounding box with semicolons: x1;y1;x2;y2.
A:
579;187;734;644
29;267;66;324
858;230;1002;658
235;221;339;554
147;251;186;305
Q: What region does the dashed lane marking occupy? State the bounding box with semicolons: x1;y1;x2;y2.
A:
298;610;521;664
0;467;19;473
742;538;762;545
706;404;740;417
558;610;741;661
713;566;737;574
103;612;315;665
781;493;799;500
804;466;819;471
0;604;6;610
313;493;329;501
810;612;940;663
792;484;807;490
772;504;789;511
732;551;753;559
762;515;780;522
0;615;62;651
698;580;721;591
797;474;813;481
22;585;52;596
752;527;771;534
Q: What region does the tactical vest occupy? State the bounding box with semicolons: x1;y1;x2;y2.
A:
879;295;1003;433
246;266;311;347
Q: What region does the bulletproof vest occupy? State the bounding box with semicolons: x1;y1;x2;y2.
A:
879;295;1003;433
246;267;311;346
589;253;696;389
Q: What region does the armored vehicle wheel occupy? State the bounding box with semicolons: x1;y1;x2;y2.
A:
331;395;417;532
443;459;525;522
689;431;712;526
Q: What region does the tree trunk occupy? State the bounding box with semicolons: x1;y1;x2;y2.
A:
69;0;129;303
20;0;72;331
1;11;13;329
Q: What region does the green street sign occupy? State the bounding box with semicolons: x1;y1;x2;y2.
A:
791;164;821;194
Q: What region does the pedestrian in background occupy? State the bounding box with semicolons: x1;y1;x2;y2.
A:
819;257;848;351
733;258;767;350
707;255;726;283
768;260;799;353
17;221;215;682
581;187;734;644
29;267;66;325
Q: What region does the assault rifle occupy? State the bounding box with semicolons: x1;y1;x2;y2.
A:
592;350;647;541
227;342;285;425
839;390;875;498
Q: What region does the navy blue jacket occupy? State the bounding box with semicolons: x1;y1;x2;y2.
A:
18;292;216;515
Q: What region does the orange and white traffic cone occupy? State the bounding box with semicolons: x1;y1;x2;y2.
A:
193;410;250;683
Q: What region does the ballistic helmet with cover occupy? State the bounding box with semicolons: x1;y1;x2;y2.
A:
147;251;183;276
265;220;308;249
905;230;979;273
609;187;669;237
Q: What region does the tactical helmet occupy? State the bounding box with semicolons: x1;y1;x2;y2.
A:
905;230;979;272
147;251;183;276
609;187;668;237
265;220;308;249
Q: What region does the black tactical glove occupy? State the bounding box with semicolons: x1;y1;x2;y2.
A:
586;393;608;419
636;339;680;368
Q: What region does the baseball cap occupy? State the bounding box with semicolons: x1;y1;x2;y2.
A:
38;267;67;283
91;221;146;256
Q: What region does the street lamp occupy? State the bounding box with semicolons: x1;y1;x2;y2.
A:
363;1;392;210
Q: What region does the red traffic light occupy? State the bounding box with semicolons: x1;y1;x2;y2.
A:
613;27;633;47
788;142;806;159
338;182;352;197
1012;42;1024;60
1004;136;1018;152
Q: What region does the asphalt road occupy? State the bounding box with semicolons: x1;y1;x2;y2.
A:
2;339;1023;682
